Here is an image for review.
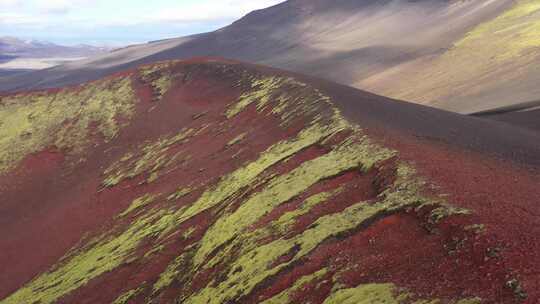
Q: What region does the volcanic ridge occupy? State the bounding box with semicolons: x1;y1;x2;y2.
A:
0;59;539;304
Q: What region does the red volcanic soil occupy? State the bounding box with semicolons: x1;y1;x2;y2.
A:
1;58;540;304
308;77;540;301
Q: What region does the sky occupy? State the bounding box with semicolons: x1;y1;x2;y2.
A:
0;0;284;46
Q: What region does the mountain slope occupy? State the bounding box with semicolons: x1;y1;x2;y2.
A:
1;58;540;303
370;0;540;113
0;36;106;58
2;0;533;115
472;99;540;131
0;37;108;71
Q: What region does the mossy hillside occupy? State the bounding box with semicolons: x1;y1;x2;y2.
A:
227;132;247;147
186;199;392;304
226;76;288;118
227;74;327;125
373;0;540;107
1;68;481;304
271;88;333;128
228;74;332;128
151;122;350;242
0;207;173;304
193;135;396;267
321;284;479;304
454;0;540;61
182;227;196;239
167;187;193;201
429;205;471;224
322;283;409;304
119;193;160;218
183;161;475;304
261;268;328;304
271;189;342;234
139;63;174;100
0;76;135;174
174;121;349;230
103;127;197;187
152;252;190;293
112;287;145;304
455;299;482;304
0;115;345;303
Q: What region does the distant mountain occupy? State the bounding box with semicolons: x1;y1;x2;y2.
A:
0;37;110;72
1;0;539;117
0;36;108;59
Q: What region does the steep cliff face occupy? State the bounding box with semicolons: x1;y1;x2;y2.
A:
1;59;539;303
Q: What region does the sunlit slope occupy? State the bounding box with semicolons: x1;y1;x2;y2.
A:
0;0;518;115
4;0;540;114
1;59;539;303
0;78;135;175
365;0;540;113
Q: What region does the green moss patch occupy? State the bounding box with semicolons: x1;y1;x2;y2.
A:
139;63;174;101
0;76;136;174
103;128;196;187
112;286;145;304
119;193;160;217
261;268;328;304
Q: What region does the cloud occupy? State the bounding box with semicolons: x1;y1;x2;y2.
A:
0;0;22;7
73;0;284;27
37;0;72;14
0;0;91;27
34;0;95;14
0;0;93;15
